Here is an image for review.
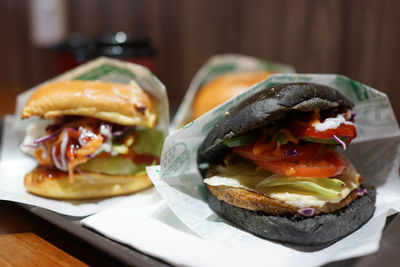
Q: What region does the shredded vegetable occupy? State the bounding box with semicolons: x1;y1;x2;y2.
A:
275;133;288;145
298;208;315;217
223;134;257;148
350;113;356;122
33;130;61;144
356;187;368;196
287;149;298;156
332;135;347;150
27;117;162;183
256;176;345;198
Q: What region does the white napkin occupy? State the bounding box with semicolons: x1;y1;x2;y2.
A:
82;183;399;267
82;189;269;267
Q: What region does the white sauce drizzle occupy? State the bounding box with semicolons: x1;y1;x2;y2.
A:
100;124;112;140
313;114;354;132
98;124;116;155
78;127;97;146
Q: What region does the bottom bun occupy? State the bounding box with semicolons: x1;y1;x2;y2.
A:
207;185;376;246
24;166;153;199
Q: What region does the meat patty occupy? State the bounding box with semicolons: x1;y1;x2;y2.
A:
207;184;358;216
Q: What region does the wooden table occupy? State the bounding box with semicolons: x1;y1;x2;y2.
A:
1;199;400;267
0;200;124;266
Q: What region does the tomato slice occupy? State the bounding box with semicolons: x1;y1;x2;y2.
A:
292;123;357;144
233;142;321;163
253;151;349;177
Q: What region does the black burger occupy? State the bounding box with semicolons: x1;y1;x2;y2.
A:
197;83;376;246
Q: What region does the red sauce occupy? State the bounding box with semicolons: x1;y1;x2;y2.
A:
131;153;160;165
36;165;64;180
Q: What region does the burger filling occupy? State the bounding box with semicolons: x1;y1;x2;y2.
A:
23;116;164;182
203;108;365;216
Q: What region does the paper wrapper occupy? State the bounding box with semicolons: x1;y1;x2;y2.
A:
147;74;400;266
171;54;295;131
82;189;273;266
0;57;169;216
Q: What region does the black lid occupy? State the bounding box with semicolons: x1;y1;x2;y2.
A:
94;32;156;58
53;33;91;52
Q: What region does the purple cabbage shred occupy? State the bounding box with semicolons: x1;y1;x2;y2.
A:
298;208;315;217
350;113;356;122
112;126;133;137
332;135;347;150
356;187;368;196
22;143;40;149
33;130;62;144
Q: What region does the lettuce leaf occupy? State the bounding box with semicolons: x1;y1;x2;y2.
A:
78;157;146;175
131;129;164;157
215;160;345;199
256;176;344;199
79;129;164;175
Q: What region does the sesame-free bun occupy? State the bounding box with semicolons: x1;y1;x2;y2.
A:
192;71;274;119
24;166;153;199
21;80;157;128
206;184;358;216
207;185;376;246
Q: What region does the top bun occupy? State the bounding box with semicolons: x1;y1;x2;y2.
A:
22;80;157;128
192;71;274;119
198;83;354;166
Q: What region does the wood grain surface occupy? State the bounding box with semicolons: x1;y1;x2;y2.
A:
1;0;399;118
0;201;123;266
0;233;87;267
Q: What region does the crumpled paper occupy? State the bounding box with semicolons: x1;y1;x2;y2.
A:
145;73;400;266
82;189;271;266
0;57;169;216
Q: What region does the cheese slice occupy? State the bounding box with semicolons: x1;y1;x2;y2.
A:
204;164;360;209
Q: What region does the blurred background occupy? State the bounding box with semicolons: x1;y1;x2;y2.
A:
1;0;399;119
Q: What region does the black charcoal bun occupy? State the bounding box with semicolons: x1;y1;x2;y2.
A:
207;185;376;246
197;83;376;246
198;83;354;168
